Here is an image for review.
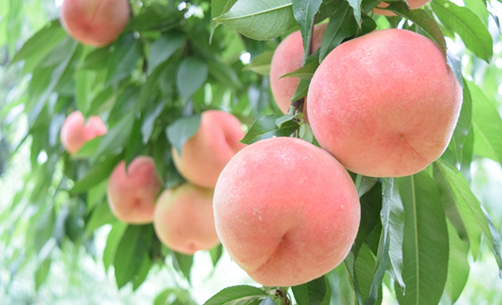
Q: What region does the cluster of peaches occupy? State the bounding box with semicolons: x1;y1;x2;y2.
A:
58;0;462;287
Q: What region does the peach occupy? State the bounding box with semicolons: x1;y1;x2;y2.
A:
153;184;219;254
307;29;462;177
171;110;246;188
270;23;327;116
373;0;431;16
107;156;162;224
60;110;107;155
60;0;130;47
213;137;360;286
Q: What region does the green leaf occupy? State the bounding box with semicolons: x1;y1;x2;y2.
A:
155;288;195;305
172;251;194;281
482;207;502;276
212;0;239;19
214;0;297;40
385;3;447;54
396;172;449;305
142;101;167;144
290;78;310;102
293;0;323;50
95;113;135;159
166;114;202;155
280;59;319;80
469;81;502;165
319;2;358;61
208;60;242;89
11;19;66;66
203;285;268;305
443;79;472;168
148;31;186;75
347;0;362;26
76;69;93;114
106;34;142;85
355;243;380;304
244;50;274;75
240;115;300;144
354;175;379;198
80;47;113;70
363;178;394;305
85;201;117;236
433;160;486;259
431;0;493;62
354;182;382;254
114;225;153;289
443;220;470;304
35;257;51;291
292;276;329;305
132;254;152;290
177;57;208;102
209;244;224;266
103;222;128;271
70;154;123;194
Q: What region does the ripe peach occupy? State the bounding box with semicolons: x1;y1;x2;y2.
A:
270;23;327;116
373;0;431;16
153;184;219;254
60;110;107;155
213;137;360;286
60;0;130;47
307;29;462;177
171;110;246;188
107;156;162;224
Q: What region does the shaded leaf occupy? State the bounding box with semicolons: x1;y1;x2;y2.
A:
244;50;274;75
177;57;208;102
240;115;300;144
293;0;323;50
148;31;186;75
166;114;202;155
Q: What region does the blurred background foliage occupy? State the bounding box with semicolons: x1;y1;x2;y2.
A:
0;0;501;304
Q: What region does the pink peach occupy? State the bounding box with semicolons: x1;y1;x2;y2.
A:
172;110;245;188
270;23;327;115
153;184;219;254
213;137;360;286
307;29;462;177
107;156;162;224
60;110;107;155
60;0;130;47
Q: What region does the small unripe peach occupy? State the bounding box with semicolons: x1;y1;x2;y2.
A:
307;29;462;177
60;0;130;47
153;184;219;254
172;110;246;188
107;156;162;224
60;110;107;155
214;137;360;286
270;23;327;115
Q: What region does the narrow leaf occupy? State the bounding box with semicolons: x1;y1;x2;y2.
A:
148;31;186;75
396;172;449;305
319;2;358;61
443;220;470;303
386;3;447;54
292;0;323;50
431;0;493;62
